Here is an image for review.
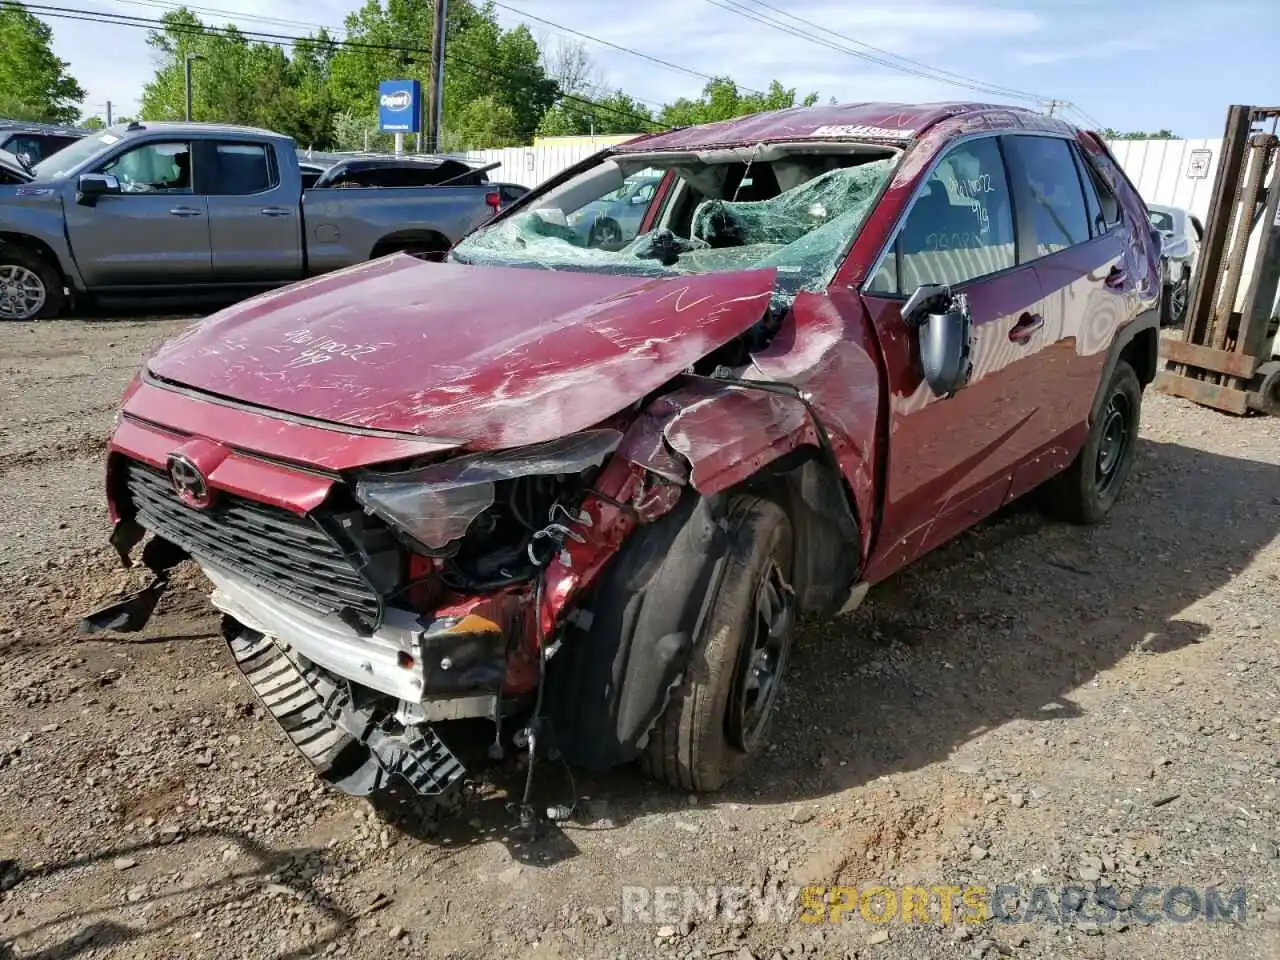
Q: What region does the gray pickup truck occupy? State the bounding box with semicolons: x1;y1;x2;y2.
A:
0;121;526;320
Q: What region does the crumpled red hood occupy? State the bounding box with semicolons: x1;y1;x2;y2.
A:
146;255;777;449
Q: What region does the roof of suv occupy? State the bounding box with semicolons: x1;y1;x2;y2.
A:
616;101;1061;153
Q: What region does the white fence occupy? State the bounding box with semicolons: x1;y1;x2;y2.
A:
1105;138;1223;221
462;143;601;188
463;137;1226;216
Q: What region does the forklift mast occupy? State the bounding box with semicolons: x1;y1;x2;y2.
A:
1156;104;1280;416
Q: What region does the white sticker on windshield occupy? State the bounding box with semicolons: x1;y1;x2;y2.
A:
100;134;119;145
811;124;914;140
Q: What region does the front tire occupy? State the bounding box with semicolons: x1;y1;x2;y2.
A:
0;246;64;321
1040;360;1142;524
641;496;796;792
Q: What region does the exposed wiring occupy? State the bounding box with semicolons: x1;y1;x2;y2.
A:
516;573;547;830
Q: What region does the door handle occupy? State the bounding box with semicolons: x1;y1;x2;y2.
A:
1008;312;1043;344
259;207;292;217
168;206;202;217
1105;266;1128;290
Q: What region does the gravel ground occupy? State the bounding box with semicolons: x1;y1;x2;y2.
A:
1;319;1279;960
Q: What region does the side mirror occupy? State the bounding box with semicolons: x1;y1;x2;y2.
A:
902;284;973;398
77;172;120;206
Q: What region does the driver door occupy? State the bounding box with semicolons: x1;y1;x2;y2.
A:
859;134;1053;582
63;140;212;288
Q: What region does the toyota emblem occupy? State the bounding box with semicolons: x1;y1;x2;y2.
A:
167;452;211;508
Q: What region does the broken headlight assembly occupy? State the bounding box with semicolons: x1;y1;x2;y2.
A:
354;429;622;590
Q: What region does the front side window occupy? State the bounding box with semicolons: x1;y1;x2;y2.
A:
887;136;1017;293
101;142;192;193
1006;136;1090;256
208;142;274;195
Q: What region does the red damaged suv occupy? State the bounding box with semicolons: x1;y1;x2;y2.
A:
91;102;1161;803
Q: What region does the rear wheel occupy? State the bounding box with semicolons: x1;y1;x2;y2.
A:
1040;360;1142;524
1249;361;1280;416
0;246;64;321
641;496;796;792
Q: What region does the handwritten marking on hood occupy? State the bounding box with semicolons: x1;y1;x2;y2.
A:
281;328;392;370
654;285;714;314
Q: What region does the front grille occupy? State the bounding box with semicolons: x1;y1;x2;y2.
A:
124;461;381;623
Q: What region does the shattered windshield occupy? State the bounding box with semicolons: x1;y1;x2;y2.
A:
452;155;895;295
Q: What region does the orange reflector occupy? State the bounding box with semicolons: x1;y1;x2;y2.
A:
441;613;503;636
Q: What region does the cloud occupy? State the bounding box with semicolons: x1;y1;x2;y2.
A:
1011;37;1155;66
501;0;1050;107
49;0;1052;122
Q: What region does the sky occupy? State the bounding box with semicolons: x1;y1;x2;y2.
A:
43;0;1280;138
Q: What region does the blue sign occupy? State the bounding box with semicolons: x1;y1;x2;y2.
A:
378;79;422;133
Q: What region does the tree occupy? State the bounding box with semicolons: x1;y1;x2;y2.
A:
81;115;106;129
325;0;555;150
539;37;599;101
129;3;830;152
537;90;653;138
0;1;86;124
658;78;817;128
1098;127;1178;140
139;9;340;149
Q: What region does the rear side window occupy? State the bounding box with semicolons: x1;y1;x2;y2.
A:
872;136;1016;293
208;142;275;195
1081;150;1121;230
1005;136;1090;256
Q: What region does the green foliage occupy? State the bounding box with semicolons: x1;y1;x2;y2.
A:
658;78;818;128
139;9;338;147
536;91;653;138
1098;127;1178;140
324;0;554;150
0;0;86;124
126;2;827;150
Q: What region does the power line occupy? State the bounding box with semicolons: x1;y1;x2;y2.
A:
1066;103;1105;130
99;0;675;112
731;0;1053;104
25;3;667;131
489;0;765;96
699;0;1052;105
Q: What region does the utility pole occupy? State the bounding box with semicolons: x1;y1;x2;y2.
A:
426;0;448;151
1045;99;1061;118
105;100;113;126
184;53;205;122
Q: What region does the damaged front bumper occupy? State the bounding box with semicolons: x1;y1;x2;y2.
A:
209;566;512;797
227;627;466;797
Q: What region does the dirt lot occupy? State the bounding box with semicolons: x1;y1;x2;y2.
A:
1;318;1279;960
